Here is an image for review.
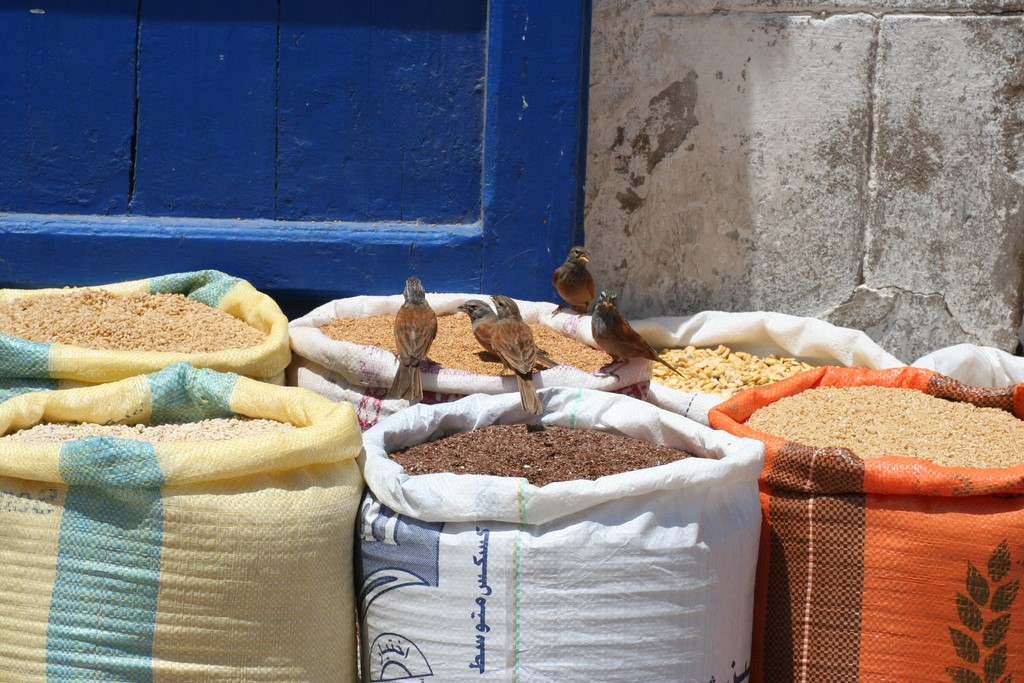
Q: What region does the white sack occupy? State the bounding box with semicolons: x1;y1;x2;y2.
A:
289;294;649;429
357;387;764;683
912;343;1024;387
630;310;905;425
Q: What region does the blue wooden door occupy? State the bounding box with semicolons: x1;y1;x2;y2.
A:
0;0;590;310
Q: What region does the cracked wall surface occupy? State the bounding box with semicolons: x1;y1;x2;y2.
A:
584;0;1024;362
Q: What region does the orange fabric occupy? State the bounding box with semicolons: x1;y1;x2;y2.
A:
709;366;1024;683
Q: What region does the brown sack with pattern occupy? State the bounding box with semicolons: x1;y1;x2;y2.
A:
709;366;1024;683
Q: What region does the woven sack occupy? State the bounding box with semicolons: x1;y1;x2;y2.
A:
357;387;764;682
628;310;904;426
913;342;1024;387
288;294;649;430
0;363;363;682
0;270;291;390
708;366;1024;683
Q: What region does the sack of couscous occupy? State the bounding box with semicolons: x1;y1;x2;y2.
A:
709;366;1024;683
0;362;362;682
0;270;291;391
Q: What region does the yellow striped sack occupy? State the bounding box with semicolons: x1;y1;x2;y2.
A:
0;270;291;393
0;363;363;682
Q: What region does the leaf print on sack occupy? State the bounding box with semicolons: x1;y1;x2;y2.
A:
958;593;984;632
967;562;990;606
948;542;1018;683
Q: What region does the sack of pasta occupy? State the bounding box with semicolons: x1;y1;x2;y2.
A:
0;270;291;391
708;366;1024;683
288;292;649;430
622;310;904;426
0;362;363;682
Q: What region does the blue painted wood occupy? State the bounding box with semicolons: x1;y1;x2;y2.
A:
0;214;482;303
0;0;591;307
130;1;278;218
0;1;136;214
481;0;591;302
277;0;486;223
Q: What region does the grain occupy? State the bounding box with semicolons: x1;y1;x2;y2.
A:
2;417;295;443
0;289;266;352
390;424;691;486
653;344;815;396
746;386;1024;468
321;313;611;376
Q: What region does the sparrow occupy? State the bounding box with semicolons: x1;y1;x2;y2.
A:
552;245;596;314
591;290;686;380
388;276;437;404
457;298;558;370
489;295;543;415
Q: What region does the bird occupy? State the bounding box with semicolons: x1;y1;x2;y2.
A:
457;298;558;370
388;276;437;404
591;290;686;380
489;295;544;415
552;245;596;314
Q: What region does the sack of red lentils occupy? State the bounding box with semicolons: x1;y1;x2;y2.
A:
708;366;1024;683
357;387;764;682
0;362;363;682
0;270;291;390
913;342;1024;387
288;294;650;430
623;310;905;425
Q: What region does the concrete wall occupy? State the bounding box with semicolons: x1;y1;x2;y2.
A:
583;0;1024;362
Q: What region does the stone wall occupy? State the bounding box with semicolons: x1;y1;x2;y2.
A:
584;0;1024;362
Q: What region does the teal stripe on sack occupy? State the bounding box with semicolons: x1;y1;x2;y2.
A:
0;334;52;378
0;377;59;402
47;437;165;682
148;363;237;425
148;269;239;308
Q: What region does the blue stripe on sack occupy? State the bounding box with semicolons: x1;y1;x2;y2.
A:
147;269;240;308
148;363;238;425
47;437;165;683
0;334;53;379
0;377;60;402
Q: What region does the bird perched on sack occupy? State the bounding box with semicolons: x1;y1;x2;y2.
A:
552;245;596;314
388;275;437;404
457;298;557;370
591;290;686;380
489;295;544;415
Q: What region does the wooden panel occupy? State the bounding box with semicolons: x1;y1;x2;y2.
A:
0;1;136;214
130;1;277;218
481;0;590;301
277;0;486;222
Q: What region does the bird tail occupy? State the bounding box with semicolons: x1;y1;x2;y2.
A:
388;362;423;404
657;356;688;381
516;374;543;415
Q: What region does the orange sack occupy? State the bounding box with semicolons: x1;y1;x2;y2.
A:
709;366;1024;683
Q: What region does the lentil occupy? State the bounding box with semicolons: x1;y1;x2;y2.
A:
321;313;611;376
0;289;267;353
390;423;692;487
746;386;1024;468
653;344;815;396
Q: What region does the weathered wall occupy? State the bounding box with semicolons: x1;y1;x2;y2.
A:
584;0;1024;362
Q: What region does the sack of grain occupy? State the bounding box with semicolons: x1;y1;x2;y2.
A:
0;270;291;389
913;342;1024;387
623;310;904;425
358;387;764;682
0;362;363;682
288;294;649;429
708;366;1024;683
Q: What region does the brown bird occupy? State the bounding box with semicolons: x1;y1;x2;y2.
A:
591;290;686;380
457;298;558;370
489;295;543;415
552;245;596;314
388;276;437;404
